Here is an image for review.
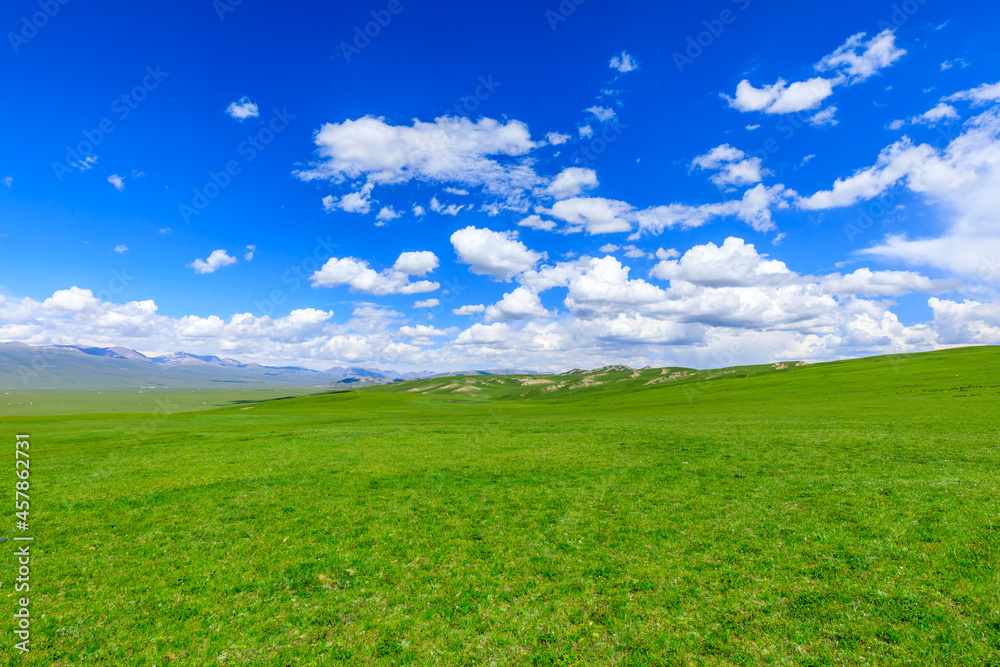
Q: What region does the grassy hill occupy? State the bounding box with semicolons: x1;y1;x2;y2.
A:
4;346;999;665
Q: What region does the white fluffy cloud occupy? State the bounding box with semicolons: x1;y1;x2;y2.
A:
450;226;545;280
323;183;373;214
518;215;556;231
912;103;959;126
547;197;633;234
800;105;1000;278
107;174;125;192
413;298;439;308
190;250;237;274
226;96;259;120
945;80;1000;106
692;144;769;188
484;287;551;322
609;51;637;73
586;106;616;122
295;115;540;207
311;253;439;295
544;167;598;199
814;29;906;83
452;304;485;315
393;251;439;276
724;29;904;117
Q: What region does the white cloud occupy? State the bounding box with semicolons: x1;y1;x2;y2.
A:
443;187;469;196
809;107;839;127
484;287;551;322
945;80;1000;105
578;125;594;138
324;183;373;214
376;206;402;223
518;215;556;231
452;304;485;315
723;77;836;114
295;115;540;207
413;298;439;308
546;132;571;145
546;197;632;234
586;106;616;122
912;103;959;126
412;204;425;216
887;119;905;130
544;167;598;199
609;51;638;73
225;96;259;120
451;226;545;280
429;196;463;216
724;29;904;116
651;237;791;287
310;256;439;295
398;324;450;338
815;29;906;83
107;174;125;192
244;244;256;261
1;176;11;187
113;245;128;254
599;244;619;253
393;250;439;276
691;144;769;187
190;250;237;274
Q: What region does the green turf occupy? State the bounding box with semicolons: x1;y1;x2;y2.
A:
2;347;999;665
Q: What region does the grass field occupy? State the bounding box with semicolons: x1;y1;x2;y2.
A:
3;347;999;665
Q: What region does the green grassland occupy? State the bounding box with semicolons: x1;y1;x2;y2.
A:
3;347;1000;665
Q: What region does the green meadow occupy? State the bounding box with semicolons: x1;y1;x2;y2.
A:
3;347;999;665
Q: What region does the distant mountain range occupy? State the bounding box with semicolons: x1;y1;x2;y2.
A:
0;342;536;390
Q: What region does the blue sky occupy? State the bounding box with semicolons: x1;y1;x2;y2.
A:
2;0;1000;371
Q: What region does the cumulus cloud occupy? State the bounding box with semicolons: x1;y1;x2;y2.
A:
546;131;571;145
453;304;486;315
547;197;634;234
413;298;439;308
911;103;959;126
586;106;616;122
814;29;906;83
107;174;125;192
451;226;545;280
376;206;402;223
543;167;599;199
311;254;439;295
190;250;237;274
798;104;1000;276
323;183;373;214
609;51;638;73
484;287;551;322
723;29;904;116
518;215;557;231
691;144;769;187
295;115;540;208
393;250;439;276
244;245;256;261
226;96;259;120
945;80;1000;106
113;245;128;254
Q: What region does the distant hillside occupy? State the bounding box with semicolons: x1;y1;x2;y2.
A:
0;342;537;390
